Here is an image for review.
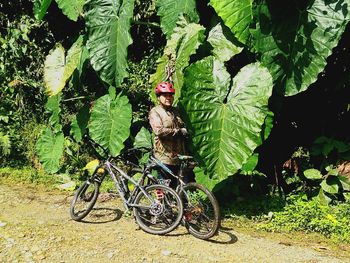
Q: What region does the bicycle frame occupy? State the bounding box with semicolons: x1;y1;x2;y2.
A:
148;156;187;191
98;158;157;211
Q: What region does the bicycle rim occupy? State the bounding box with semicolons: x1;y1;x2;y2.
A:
133;184;183;235
180;182;220;239
70;180;100;221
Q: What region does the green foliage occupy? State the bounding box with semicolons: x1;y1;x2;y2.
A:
133;0;156;21
35;128;65;173
63;136;91;174
88;94;132;157
223;194;285;221
207;21;243;62
17;120;47;167
311;136;350;169
156;0;199;39
45;94;62;131
181;57;272;184
44;44;66;95
55;0;85;21
120;50;161;124
209;0;253;44
134;127;152;149
84;0;135;86
150;16;205;102
35;93;66;173
303;166;350;204
0;7;51;166
251;0;350;96
33;0;53;20
70;104;90;142
44;37;84;96
4;0;348;197
34;0;84;21
258;195;350;243
133;127;152;164
0;166;58;187
0;132;11;156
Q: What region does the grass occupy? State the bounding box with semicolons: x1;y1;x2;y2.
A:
0;166;58;189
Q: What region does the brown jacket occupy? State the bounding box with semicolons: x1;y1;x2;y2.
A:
149;105;186;165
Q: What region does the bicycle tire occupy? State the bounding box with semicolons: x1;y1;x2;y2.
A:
133;184;183;235
179;182;220;239
70;179;100;221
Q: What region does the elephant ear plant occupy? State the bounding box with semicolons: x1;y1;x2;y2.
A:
34;0;350;192
180;57;273;188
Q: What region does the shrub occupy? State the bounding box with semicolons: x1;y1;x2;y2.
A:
258;195;350;243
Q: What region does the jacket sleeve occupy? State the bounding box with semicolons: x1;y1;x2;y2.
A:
149;109;179;138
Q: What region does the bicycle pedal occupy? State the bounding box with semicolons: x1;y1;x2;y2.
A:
151;216;157;224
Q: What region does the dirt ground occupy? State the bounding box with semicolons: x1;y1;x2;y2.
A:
0;183;349;263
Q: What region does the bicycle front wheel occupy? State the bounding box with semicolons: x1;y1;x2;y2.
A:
133;184;183;235
70;180;100;221
179;182;220;239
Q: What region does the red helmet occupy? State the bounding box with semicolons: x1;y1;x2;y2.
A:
155;82;175;95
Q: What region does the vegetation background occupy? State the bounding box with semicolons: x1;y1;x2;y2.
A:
1;0;350;244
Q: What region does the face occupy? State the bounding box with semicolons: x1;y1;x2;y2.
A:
158;93;174;108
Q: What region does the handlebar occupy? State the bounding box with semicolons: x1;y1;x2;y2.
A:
83;134;151;160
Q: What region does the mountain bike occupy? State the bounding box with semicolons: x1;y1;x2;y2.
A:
142;154;221;240
69;136;183;235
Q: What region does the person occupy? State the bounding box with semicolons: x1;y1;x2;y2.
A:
149;81;193;188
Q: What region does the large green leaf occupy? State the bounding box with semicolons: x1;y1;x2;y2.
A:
317;188;332;205
33;0;53;20
44;37;83;96
209;0;253;44
55;0;85;21
70;104;90;142
64;36;84;81
84;0;135;86
252;0;350;96
150;16;205;102
134;127;152;149
193;167;220;192
88;94;132;157
207;22;243;62
304;168;323;180
339;175;350;191
70;44;90;88
181;56;272;180
45;94;62;132
321;177;339;194
36;128;64;173
44;44;65;96
157;0;199;38
240;153;259;173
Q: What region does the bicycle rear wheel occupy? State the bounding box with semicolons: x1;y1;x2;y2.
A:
133;184;183;235
179;182;220;239
70;179;100;221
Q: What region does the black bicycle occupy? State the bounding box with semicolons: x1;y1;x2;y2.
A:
69;137;183;235
142;154;221;240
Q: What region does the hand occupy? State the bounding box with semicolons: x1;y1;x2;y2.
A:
180;128;188;136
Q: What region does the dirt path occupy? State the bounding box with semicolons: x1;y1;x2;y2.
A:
0;184;349;263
